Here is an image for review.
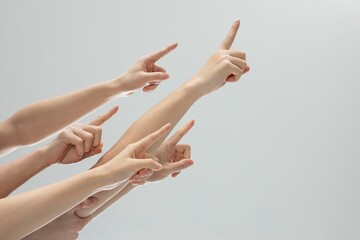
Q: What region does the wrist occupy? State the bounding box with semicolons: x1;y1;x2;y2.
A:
86;167;112;193
103;77;124;97
42;140;67;165
29;145;53;170
178;79;204;101
181;76;209;99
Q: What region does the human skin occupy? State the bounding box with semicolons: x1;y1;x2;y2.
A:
75;19;249;218
0;106;118;198
21;198;97;240
0;124;170;240
0;43;177;157
23;19;249;238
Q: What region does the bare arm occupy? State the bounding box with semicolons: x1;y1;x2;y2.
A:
75;20;249;218
0;124;169;240
0;44;177;157
0;107;117;198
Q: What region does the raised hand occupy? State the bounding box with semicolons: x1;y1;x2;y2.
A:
46;106;119;165
99;124;172;186
189;20;250;96
116;43;178;95
130;120;195;185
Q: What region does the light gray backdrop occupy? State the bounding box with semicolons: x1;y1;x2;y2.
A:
1;0;359;239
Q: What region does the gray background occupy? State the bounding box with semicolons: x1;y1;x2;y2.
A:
1;0;359;239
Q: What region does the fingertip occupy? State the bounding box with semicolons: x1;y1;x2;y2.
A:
169;42;178;49
86;197;97;207
113;105;120;114
172;172;181;178
154;162;163;171
163;123;172;131
183;159;194;166
188;119;195;126
161;73;170;80
143;84;159;93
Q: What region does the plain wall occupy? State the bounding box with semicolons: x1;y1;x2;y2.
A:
1;0;359;239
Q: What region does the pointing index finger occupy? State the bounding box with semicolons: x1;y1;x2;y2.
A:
89;106;119;126
145;43;178;62
133;124;171;153
166;120;195;145
219;19;240;50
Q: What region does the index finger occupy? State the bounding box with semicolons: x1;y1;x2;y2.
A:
133;123;171;153
166;119;195;146
144;43;178;62
219;19;240;50
88;106;119;126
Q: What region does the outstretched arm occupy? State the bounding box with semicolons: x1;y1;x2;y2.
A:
0;44;177;157
75;19;249;218
0;107;117;198
0;124;169;240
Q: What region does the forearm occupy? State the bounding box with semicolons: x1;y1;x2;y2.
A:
97;81;202;166
0;146;50;198
0;168;106;240
0;78;120;155
75;181;129;218
92;183;136;219
75;82;202;218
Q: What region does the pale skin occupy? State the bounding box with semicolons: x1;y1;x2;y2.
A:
0;124;171;240
22;198;97;240
0;106;118;198
24;19;250;238
74;19;249;218
0;43;177;157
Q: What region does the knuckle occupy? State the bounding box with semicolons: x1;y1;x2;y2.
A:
126;144;136;152
138;56;146;61
83;132;94;141
165;143;173;153
75;138;83;145
95;126;102;134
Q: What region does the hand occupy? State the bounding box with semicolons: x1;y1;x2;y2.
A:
189;20;250;96
130;120;195;185
46;106;119;165
115;43;178;95
99;124;172;187
21;197;96;240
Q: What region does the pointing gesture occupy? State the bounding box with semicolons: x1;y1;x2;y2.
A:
47;106;119;165
116;43;178;95
220;19;241;50
130;120;195;184
188;20;250;95
100;124;172;185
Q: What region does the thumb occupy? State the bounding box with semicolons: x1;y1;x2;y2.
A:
135;158;162;172
142;72;169;82
72;197;97;211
